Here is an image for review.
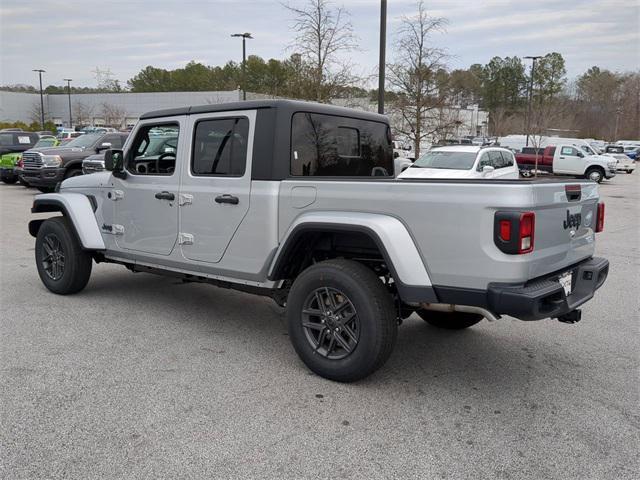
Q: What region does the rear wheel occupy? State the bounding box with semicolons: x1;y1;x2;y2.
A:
417;309;483;330
287;259;397;382
35;217;92;294
585;167;604;183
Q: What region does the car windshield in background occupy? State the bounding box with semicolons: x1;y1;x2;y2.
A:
65;133;101;148
412;150;477;170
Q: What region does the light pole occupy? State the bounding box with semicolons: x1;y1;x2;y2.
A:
378;0;387;114
33;69;46;129
64;78;73;128
524;56;542;147
231;32;253;100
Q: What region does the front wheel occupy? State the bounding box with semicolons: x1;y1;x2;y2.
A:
1;175;17;184
417;310;483;329
585;167;604;183
35;217;92;294
286;259;397;382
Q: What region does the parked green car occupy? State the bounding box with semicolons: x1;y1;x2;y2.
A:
0;131;39;184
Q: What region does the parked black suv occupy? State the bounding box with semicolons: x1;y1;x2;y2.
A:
20;132;128;192
0;131;39;183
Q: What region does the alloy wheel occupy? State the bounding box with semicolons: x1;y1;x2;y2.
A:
41;233;65;280
301;287;360;360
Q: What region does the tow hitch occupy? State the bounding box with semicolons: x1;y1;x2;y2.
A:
556;309;582;324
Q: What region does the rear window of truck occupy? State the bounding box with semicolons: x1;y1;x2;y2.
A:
290;112;393;177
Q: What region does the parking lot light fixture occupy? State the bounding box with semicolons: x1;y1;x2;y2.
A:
231;32;253;100
33;69;46;129
64;78;73;128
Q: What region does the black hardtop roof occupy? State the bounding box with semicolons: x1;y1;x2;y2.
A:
139;99;388;123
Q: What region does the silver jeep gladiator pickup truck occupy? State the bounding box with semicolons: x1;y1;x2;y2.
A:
29;100;609;382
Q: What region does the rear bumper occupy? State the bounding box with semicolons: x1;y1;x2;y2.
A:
430;257;609;321
20;167;65;187
486;257;609;320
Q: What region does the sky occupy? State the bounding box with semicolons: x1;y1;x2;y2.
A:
1;0;638;89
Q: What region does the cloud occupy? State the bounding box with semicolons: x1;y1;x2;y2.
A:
0;0;637;88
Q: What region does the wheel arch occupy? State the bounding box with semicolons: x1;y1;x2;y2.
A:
30;193;105;250
268;212;437;304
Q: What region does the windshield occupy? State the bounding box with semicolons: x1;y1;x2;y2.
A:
35;138;57;148
65;133;101;148
412;150;477;170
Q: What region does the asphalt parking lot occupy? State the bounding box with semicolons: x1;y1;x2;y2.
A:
1;174;638;480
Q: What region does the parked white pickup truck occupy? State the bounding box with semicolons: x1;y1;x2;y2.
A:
29;100;609;382
516;145;617;183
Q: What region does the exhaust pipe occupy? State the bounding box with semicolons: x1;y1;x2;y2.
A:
420;303;501;322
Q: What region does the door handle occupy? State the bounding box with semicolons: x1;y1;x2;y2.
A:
559;156;565;159
215;194;239;205
155;191;175;201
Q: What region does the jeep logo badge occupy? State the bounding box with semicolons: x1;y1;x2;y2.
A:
563;210;581;230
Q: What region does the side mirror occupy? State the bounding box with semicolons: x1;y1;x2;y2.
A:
96;142;112;152
577;151;584;158
104;149;125;177
405;145;412;151
482;165;495;175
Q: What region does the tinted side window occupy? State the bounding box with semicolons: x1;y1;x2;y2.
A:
103;135;124;149
477;152;491;170
127;123;179;175
489;151;504;168
291;112;393;177
192;117;249;176
500;151;514;167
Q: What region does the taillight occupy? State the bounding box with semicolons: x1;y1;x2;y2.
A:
518;212;535;254
494;211;535;254
499;220;511;241
596;202;605;232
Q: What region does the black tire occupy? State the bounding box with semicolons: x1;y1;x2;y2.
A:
585;167;604;183
35;217;92;295
286;259;397;382
1;175;18;184
37;186;54;193
64;168;82;180
416;309;483;330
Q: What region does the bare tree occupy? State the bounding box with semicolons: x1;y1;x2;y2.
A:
386;1;451;157
101;102;125;128
283;0;359;102
528;98;573;176
72;102;94;127
29;100;47;125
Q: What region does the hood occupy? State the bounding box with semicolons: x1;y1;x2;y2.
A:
29;145;89;156
60;171;111;189
397;166;479;179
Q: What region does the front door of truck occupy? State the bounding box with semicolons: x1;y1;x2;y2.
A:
112;117;185;256
554;146;583;174
178;110;254;264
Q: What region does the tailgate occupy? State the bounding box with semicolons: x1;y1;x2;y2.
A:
527;181;599;279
